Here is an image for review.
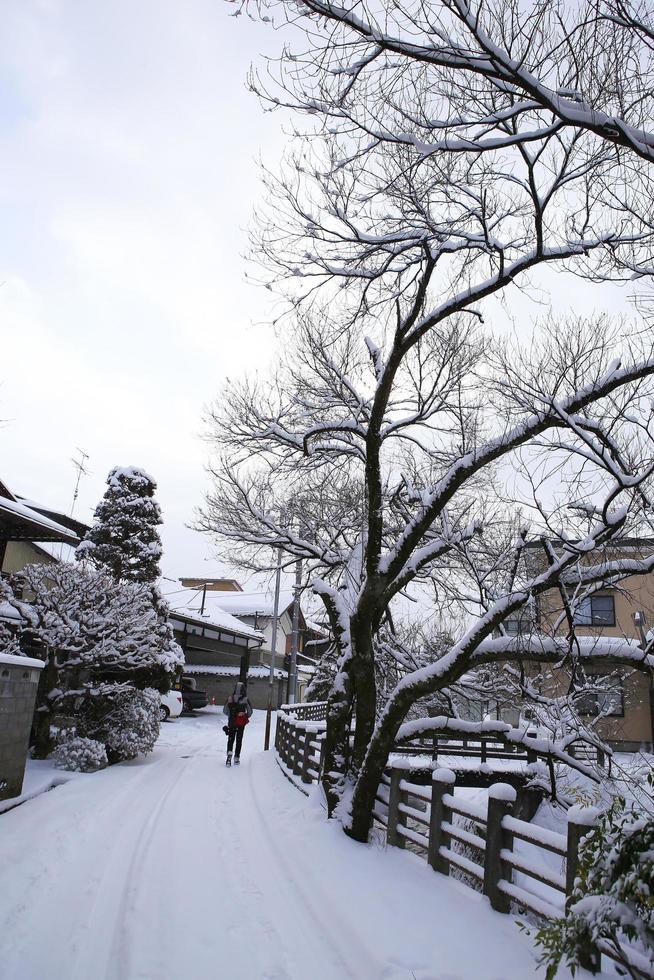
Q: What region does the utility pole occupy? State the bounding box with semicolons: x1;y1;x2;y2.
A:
634;610;654;751
263;545;283;751
288;556;303;704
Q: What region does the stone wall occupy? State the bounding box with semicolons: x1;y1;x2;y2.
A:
0;654;43;801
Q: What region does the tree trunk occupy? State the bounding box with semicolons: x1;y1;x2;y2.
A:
321;669;354;815
346;693;409;842
350;618;377;771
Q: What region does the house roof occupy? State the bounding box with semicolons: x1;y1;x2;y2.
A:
212;590;295;618
0;494;80;545
16;497;90;539
167;590;264;643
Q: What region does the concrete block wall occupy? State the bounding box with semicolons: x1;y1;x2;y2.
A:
184;672;286;711
0;654;43;801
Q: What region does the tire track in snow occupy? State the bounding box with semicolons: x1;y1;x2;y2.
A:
64;754;189;980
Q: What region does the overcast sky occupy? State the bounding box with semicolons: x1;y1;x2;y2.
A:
0;1;640;597
0;0;291;587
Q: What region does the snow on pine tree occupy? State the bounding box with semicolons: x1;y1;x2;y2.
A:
77;465;183;694
77;466;163;583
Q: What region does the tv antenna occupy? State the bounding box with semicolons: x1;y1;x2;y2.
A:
70;448;90;517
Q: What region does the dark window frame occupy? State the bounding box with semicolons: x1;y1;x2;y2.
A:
576;671;624;718
574;594;616;627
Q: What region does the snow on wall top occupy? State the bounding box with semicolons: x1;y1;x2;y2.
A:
184;664;288;679
0;652;44;669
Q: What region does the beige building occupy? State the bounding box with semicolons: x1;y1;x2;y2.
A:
507;539;654;752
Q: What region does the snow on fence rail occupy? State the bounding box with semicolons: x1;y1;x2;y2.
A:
279;700;328;722
276;711;651;978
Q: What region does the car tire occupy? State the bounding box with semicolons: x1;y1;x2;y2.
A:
159;705;170;722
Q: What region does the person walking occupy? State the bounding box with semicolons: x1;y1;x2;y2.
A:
222;681;253;766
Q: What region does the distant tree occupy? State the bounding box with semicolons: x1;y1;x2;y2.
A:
77;466;163;583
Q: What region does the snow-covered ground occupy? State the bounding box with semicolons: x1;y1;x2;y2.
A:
0;709;607;980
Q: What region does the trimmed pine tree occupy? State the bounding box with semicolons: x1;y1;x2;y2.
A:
76;466;163;583
76;466;183;697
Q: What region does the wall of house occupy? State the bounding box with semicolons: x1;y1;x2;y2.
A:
237;613;293;669
1;541;58;576
537;565;654;749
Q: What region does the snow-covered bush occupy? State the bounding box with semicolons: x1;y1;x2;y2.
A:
1;563;183;757
52;736;108;773
535;791;654;978
78;684;160;764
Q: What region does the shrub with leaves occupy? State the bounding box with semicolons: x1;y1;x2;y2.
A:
52;736;108;773
77;684;160;764
534;792;654;978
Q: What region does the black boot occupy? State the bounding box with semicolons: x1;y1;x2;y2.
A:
226;752;232;767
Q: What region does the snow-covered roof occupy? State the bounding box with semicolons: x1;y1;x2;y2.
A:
210;590;295;618
0;495;80;544
168;595;263;642
184;664;287;679
16;497;90;538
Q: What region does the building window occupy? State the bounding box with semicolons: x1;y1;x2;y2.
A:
504;613;533;635
576;673;624;717
574;595;615;627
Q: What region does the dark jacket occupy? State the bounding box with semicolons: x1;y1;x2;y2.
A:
223;684;253;729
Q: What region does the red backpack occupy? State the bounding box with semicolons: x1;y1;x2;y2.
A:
234;709;249;728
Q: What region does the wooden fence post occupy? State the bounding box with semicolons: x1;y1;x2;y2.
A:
386;769;405;848
274;714;281;753
428;768;455;875
301;729;313;784
292;726;303;776
566;806;601;975
483;782;516;913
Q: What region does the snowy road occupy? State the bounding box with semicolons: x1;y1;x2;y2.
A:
0;709;596;980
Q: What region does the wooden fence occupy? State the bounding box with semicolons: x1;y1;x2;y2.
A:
276;703;651;979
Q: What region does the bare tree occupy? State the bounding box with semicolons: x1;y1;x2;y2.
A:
201;0;654;840
202;307;654;839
